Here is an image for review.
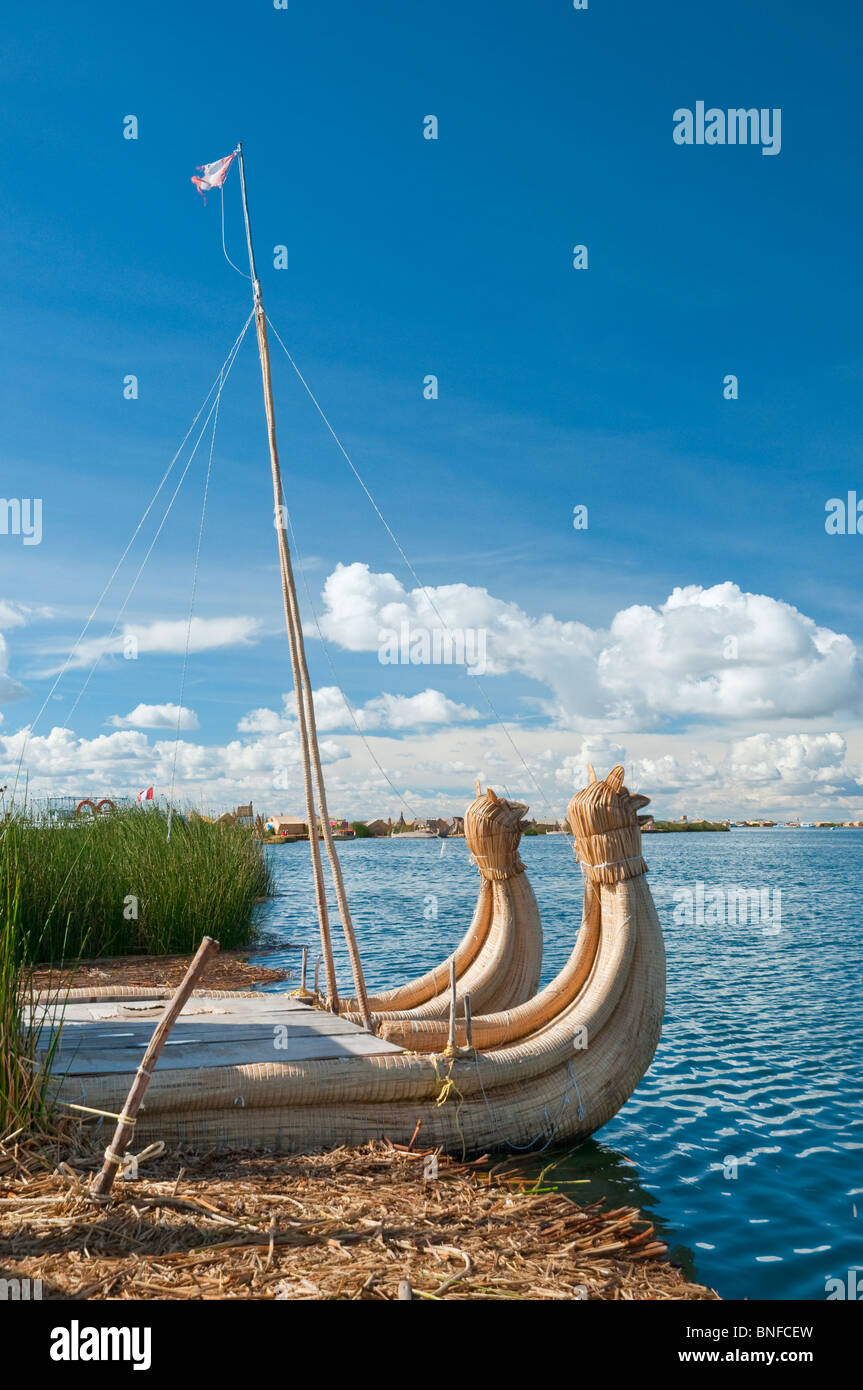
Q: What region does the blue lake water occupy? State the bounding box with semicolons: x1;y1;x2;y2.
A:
254;830;863;1301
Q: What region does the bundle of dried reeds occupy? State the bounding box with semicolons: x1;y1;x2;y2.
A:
567;763;650;885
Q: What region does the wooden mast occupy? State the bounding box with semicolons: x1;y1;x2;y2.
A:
235;144;372;1029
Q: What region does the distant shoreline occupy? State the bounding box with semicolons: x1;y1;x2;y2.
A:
643;821;729;833
260;822;863;846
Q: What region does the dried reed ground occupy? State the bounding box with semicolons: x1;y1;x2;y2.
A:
30;950;289;995
0;1135;718;1301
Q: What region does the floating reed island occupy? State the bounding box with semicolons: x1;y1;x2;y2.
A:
1;149;700;1299
0;766;705;1301
0;1137;718;1301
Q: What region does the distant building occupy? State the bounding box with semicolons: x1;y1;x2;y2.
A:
393;816;438;837
266;815;307;839
365;819;390;837
235;803;254;827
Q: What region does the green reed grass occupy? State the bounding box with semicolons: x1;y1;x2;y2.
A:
8;807;273;962
0;824;67;1137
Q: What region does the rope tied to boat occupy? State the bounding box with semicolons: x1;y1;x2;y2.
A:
102;1140;166;1182
576;847;648;884
470;1052;587;1153
432;1057;467;1159
56;1101;165;1184
59;1102;137;1126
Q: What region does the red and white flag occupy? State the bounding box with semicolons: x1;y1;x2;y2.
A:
190;153;236;201
137;786;154;803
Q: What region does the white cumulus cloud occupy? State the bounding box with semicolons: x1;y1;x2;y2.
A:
316;565;861;730
728;732;852;788
0;599;45;703
244;685;481;735
39;616;264;674
109;703;199;731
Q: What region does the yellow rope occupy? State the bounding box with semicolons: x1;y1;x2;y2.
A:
59;1102;136;1126
434;1075;462;1108
432;1057;467;1160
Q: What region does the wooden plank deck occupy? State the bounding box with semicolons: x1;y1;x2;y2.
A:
33;994;402;1077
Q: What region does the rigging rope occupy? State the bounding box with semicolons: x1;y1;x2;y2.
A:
264;315;565;829
220;187;252;280
61;317;252;734
280;494;421;822
166;354;227;842
9;314;254;806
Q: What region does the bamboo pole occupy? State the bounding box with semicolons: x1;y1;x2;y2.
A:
445;957;457;1056
235;142;341;1012
90;936;219;1198
236;144;372;1029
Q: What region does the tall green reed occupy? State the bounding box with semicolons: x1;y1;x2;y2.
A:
8;807;272;962
0;823;65;1138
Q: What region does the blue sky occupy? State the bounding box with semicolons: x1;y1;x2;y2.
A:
1;0;862;819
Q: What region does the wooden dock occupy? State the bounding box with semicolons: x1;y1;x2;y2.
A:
34;994;402;1078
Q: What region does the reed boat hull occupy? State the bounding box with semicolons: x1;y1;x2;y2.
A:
46;870;664;1156
41;768;666;1157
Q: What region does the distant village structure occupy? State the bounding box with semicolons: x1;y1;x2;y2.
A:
256;810;585;839
262;811;467;839
33;795;863;835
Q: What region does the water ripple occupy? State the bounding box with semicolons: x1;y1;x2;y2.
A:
256;830;863;1299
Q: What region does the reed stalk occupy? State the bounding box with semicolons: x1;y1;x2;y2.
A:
0;824;65;1137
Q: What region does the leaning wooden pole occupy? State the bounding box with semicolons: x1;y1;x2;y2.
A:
236;143;371;1029
90;936;219;1198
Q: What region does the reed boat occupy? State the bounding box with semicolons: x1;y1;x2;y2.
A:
45;763;665;1155
35;145;667;1163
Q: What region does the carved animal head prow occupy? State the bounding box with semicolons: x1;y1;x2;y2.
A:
567;764;651;835
464;786;529;880
567;765;651;880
